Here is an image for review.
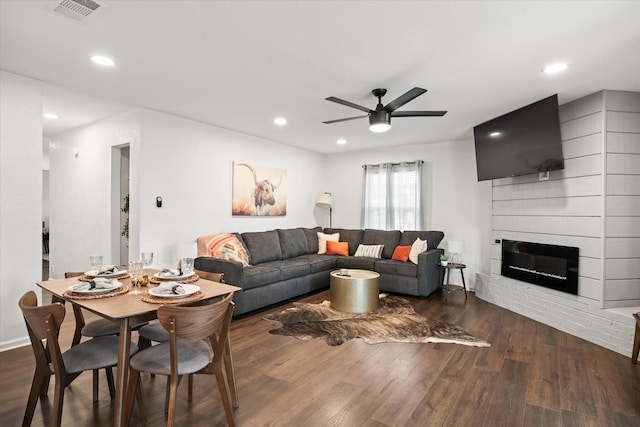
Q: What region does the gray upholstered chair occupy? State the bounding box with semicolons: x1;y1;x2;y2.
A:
55;271;146;401
19;291;139;427
124;292;237;426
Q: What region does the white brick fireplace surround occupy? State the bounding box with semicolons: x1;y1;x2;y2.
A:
475;90;640;357
476;274;637;356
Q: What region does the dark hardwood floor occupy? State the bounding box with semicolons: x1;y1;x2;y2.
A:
2;285;639;426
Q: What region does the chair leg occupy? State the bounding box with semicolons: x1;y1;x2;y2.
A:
167;374;179;427
41;372;51;398
124;368;142;425
92;370;99;402
215;368;235;427
632;314;640;364
135;375;146;421
188;374;193;403
52;374;65;427
71;305;86;347
224;337;239;408
22;372;47;427
106;367;115;400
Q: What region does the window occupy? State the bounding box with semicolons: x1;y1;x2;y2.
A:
361;161;423;230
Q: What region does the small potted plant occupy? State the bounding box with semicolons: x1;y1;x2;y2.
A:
441;254;450;266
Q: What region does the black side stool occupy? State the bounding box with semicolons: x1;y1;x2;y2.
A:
438;262;467;301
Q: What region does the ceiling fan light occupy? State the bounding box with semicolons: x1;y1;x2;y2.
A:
370;123;391;133
369;110;391;133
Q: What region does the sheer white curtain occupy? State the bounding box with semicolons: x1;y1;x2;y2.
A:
361;161;423;230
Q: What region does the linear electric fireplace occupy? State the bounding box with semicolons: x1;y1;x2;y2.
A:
501;240;579;295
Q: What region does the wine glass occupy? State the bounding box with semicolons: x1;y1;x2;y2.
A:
128;260;144;295
89;254;103;274
141;252;154;275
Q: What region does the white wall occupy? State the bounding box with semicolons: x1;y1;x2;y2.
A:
48;109;327;275
134;109;327;268
0;71;43;351
48;110;141;277
325;139;492;289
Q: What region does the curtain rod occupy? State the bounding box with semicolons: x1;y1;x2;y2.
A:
362;160;423;168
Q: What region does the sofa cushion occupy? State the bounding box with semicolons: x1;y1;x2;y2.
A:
336;256;376;270
195;233;250;266
375;259;418;277
409;238;428;264
317;232;339;254
242;265;282;290
326;241;349;256
242;230;282;265
278;228;309;259
362;229;401;259
400;231;445;250
324;228;363;255
298;254;337;273
262;259;311;281
391;245;411;262
301;226;322;254
354;244;384;258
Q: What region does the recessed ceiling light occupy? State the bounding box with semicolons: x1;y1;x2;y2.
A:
543;62;567;74
91;55;116;67
337;138;347;145
274;117;287;126
43;113;59;120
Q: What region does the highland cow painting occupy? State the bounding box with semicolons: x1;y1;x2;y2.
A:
232;162;287;216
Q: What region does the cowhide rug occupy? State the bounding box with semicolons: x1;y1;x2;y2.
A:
264;294;490;347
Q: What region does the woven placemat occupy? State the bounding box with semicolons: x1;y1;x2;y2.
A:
63;285;131;300
149;274;199;285
79;273;130;282
141;290;204;304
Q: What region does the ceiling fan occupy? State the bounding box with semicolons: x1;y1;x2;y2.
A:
323;87;447;133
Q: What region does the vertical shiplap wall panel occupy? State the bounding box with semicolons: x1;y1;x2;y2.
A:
604;90;640;307
491;91;605;304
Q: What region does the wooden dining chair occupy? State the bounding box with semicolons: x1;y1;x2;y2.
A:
54;271;145;402
135;270;235;408
19;291;139;427
124;292;237;426
137;270;225;349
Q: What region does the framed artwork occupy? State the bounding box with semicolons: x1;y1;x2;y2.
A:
232;162;287;216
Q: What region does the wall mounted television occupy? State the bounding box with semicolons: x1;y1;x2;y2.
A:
473;94;564;181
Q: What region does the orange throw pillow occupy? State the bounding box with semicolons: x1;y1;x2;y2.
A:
392;245;411;262
326;241;349;256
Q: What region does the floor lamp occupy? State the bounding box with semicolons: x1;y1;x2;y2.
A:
316;192;333;228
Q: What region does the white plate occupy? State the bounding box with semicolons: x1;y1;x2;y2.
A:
68;281;123;294
149;284;200;299
153;271;196;281
84;269;127;278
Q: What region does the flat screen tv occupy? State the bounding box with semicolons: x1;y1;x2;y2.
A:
473;94;564;181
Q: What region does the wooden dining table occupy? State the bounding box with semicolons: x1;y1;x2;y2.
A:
36;270;240;427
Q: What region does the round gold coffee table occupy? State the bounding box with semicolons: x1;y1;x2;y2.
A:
330;269;380;313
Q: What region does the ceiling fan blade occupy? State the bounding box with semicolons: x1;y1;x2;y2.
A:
391;110;447;117
325;96;372;114
323;115;368;124
383;87;428;112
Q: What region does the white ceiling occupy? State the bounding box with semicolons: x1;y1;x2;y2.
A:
1;1;639;154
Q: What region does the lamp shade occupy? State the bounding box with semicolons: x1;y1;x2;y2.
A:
448;239;465;254
316;192;333;208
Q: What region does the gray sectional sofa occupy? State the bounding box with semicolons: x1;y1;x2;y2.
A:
195;227;444;316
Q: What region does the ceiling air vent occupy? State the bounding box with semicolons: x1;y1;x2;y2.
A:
53;0;107;22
